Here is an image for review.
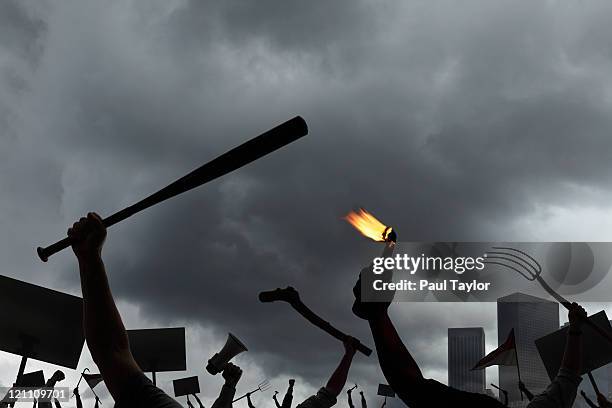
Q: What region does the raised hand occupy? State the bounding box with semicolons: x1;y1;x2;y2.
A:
222;363;243;388
67;212;107;261
343;336;359;357
568;303;587;331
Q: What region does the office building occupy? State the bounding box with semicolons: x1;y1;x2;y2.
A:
498;293;559;407
448;327;486;394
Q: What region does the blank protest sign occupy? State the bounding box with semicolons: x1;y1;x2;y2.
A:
0;275;84;369
173;376;200;397
536;311;612;380
127;327;186;372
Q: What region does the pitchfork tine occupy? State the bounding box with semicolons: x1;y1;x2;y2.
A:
482;259;535;281
492;246;541;268
483;247;542;281
259;380;271;391
486;250;540;275
483;256;538;280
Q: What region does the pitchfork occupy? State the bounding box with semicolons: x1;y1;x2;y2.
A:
483;246;612;345
233;380;271;403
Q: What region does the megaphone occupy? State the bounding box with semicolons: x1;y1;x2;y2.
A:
206;333;248;375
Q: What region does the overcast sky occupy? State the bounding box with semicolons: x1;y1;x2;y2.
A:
2;0;612;406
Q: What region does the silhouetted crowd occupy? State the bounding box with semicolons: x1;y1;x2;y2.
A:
9;213;609;408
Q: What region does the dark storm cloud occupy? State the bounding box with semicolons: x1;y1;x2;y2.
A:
166;0;380;53
0;1;44;64
2;0;612;399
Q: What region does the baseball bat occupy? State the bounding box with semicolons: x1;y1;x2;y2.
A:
37;116;308;261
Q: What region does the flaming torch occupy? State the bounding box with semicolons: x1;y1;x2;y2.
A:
345;209;397;317
344;208;397;247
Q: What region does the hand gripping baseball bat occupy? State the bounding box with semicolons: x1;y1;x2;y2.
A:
259;286;373;356
37;116;308;261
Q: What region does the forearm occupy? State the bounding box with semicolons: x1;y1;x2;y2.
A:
281;385;294;408
368;313;423;386
347;393;354;408
78;255;140;400
582;395;598;408
560;332;582;375
325;352;354;397
194;395;205;408
79;256;131;360
520;385;534;401
274;396;281;408
211;384;237;408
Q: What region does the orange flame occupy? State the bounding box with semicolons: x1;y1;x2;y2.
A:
344;208;393;242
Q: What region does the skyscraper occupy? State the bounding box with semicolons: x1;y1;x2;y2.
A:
448;327;486;394
497;293;559;407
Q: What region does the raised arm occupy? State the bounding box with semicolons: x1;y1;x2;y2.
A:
527;303;586;408
281;380;295;408
73;388;83;408
193;394;205;408
347;389;355;408
352;243;423;391
325;338;358;397
359;391;366;408
367;312;423;389
581;391;599;408
247;393;256;408
501;390;508;407
561;303;586;375
273;392;282;408
211;363;242;408
518;382;534;401
68;213;141;400
352;249;508;408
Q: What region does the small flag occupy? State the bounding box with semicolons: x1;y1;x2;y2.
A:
83;373;104;389
472;329;517;370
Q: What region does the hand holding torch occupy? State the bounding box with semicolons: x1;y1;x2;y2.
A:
344;209;398;319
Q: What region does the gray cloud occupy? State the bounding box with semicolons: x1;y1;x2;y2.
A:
2;0;612;405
